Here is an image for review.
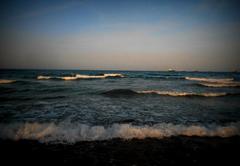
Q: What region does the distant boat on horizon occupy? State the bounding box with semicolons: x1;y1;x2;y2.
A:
168;68;176;72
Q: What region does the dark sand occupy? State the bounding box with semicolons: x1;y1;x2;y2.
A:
0;136;239;165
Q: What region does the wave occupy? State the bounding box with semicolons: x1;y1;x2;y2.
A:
59;76;78;80
143;76;184;80
0;96;33;102
0;79;16;84
185;77;240;88
0;122;239;143
185;77;234;83
199;82;240;88
40;95;66;100
102;89;235;97
37;73;124;81
102;89;138;96
137;90;230;97
59;74;124;80
37;76;52;80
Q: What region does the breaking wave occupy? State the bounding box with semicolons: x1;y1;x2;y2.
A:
137;90;230;97
199;82;240;88
37;73;124;80
185;77;234;82
59;76;78;80
0;122;239;143
37;76;51;80
0;79;16;84
102;89;236;97
185;77;240;88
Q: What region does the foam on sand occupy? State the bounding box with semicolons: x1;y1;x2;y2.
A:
0;122;239;143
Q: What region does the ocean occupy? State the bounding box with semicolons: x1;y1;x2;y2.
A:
0;69;240;143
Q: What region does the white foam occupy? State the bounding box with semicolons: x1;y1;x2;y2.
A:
199;82;240;88
37;73;124;81
75;74;105;79
185;77;234;83
60;73;124;80
0;79;16;84
137;90;228;97
59;76;78;80
103;73;124;77
185;77;240;88
0;122;239;143
37;76;51;80
76;73;124;79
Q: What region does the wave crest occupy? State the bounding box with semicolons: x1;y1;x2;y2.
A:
103;89;234;97
185;77;240;88
59;76;78;80
185;77;234;82
137;90;229;97
0;79;16;84
37;73;124;80
37;76;51;80
199;82;240;88
0;122;239;143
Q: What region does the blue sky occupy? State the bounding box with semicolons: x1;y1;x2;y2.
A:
0;0;240;71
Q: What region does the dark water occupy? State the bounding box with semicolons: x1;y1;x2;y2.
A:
0;69;240;142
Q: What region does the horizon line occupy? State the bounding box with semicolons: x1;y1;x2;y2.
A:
0;68;239;73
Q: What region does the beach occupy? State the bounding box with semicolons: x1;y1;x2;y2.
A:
1;136;239;165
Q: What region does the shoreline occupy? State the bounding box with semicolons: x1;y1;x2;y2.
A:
1;136;239;165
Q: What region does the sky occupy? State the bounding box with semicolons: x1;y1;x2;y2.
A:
0;0;240;71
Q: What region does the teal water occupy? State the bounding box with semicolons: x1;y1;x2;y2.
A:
0;70;240;142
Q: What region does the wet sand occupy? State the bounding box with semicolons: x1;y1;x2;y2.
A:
0;136;239;165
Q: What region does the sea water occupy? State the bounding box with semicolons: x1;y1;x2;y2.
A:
0;69;240;143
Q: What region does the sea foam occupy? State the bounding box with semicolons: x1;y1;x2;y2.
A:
185;77;240;88
185;77;234;82
0;122;239;143
199;82;240;88
103;89;233;97
37;76;51;80
137;90;229;97
0;79;16;84
37;73;124;81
